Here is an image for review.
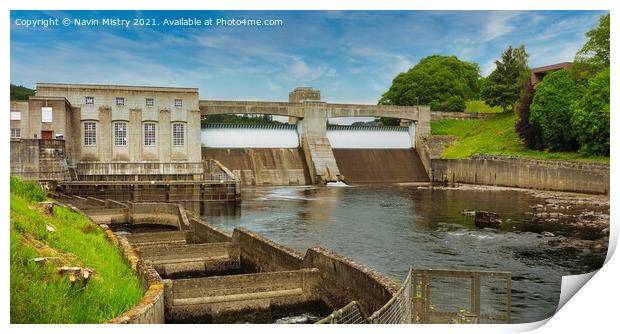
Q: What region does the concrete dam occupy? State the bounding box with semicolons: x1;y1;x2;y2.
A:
201;123;429;185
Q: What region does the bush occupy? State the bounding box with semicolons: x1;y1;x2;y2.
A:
571;68;610;156
529;70;578;151
430;100;444;111
445;96;466;112
515;85;544;149
10;176;46;202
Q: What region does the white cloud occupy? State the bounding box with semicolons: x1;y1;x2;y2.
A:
482;11;522;42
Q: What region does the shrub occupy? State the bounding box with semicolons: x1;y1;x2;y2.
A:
515;85;544;149
529;70;578;151
571;68;610;156
10;176;46;202
445;96;466;112
430;100;444;111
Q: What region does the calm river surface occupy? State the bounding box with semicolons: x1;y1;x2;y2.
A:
201;185;608;323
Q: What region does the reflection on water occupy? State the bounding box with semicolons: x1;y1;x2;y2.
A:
202;185;608;323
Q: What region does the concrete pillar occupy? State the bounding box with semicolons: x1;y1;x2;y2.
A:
416;106;431;139
129;109;142;162
159;110;171;163
98;107;112;161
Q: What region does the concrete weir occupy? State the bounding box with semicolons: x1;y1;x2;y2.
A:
57;195;397;324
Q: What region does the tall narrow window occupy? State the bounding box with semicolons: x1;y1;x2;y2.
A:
84;122;97;146
174;99;183;107
11;128;20;139
114;122;128;146
144;123;156;146
85;96;95;105
172;123;185;146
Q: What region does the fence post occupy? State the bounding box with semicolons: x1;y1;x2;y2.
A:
421;273;430;323
471;272;481;317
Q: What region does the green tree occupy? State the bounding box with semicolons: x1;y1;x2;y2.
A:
482;45;530;113
10;84;35;101
529;69;578;151
573;13;610;80
379;55;480;110
571;68;610;156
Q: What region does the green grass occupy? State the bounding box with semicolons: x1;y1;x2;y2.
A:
431;113;609;163
10;177;142;323
464;100;503;113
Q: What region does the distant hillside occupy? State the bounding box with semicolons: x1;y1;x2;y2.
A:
10;84;35;101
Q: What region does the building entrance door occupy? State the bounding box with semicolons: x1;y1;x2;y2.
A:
41;131;53;140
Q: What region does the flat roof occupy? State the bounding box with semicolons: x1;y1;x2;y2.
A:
36;82;199;93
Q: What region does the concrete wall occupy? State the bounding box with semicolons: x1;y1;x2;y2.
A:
303;247;398;315
10;139;69;181
129;203;185;229
432;155;610;194
232;228;304;273
187;217;232;243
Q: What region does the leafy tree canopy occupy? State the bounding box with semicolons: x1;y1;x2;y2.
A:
571;67;610;156
481;45;530;113
379;55;480;111
573;13;610;80
529;69;578;152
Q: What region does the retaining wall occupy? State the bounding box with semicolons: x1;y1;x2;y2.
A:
129;203;185;229
187;217;232;243
432;155;609;194
303;247;398;315
233;228;304;273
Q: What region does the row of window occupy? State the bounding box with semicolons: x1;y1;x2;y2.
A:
83;122;185;147
85;96;183;107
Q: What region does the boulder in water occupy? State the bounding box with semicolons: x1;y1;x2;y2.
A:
474;211;502;228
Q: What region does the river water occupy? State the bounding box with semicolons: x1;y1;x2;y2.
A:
201;185;608;323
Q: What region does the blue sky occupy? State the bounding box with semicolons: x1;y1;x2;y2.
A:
10;10;607;104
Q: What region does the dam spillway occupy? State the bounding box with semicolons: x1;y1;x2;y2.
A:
332;149;428;184
201;123;429;185
202;148;312;186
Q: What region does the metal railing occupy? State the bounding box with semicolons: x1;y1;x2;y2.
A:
315;267;511;324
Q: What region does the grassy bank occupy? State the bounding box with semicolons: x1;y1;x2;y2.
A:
431;113;609;163
464;100;503;113
10;177;142;323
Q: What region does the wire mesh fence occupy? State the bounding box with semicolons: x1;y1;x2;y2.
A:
315;267;511;324
411;269;511;324
368;270;412;324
